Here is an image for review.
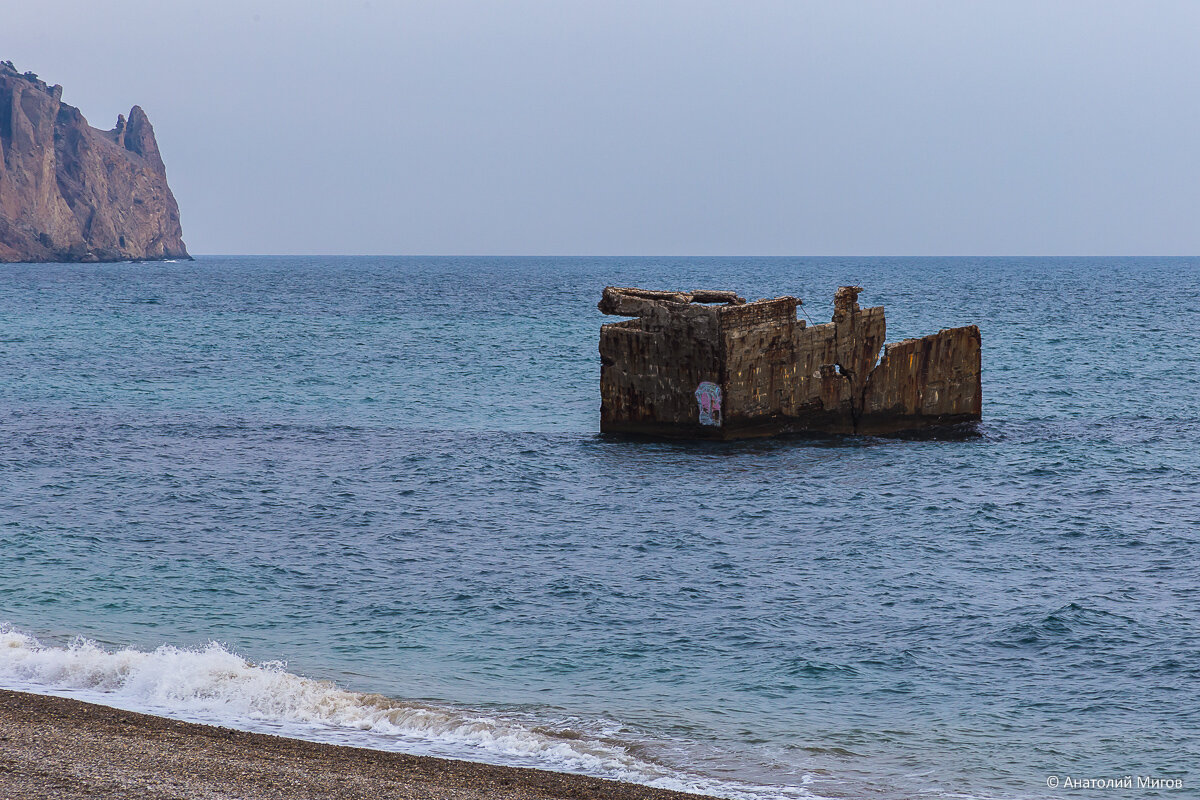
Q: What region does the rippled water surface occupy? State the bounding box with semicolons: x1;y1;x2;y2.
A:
1;256;1197;799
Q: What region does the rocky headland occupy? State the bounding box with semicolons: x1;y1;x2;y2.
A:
0;61;189;262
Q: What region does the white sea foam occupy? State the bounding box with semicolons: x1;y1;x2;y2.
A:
0;627;815;800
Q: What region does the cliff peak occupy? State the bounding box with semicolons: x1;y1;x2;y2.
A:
0;60;189;263
123;105;164;171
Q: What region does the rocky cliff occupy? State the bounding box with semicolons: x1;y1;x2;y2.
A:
0;61;189;262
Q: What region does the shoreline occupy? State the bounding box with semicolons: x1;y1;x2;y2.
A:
0;689;717;800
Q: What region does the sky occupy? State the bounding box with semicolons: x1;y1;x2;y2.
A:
5;0;1200;255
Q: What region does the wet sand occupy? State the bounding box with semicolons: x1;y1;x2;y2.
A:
0;689;713;800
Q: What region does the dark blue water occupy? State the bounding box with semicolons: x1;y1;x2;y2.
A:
1;257;1197;799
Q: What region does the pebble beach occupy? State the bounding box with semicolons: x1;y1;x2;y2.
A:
0;690;711;800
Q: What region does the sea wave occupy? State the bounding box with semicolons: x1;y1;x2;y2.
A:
0;627;815;800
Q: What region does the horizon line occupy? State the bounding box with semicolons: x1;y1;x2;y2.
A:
185;253;1200;259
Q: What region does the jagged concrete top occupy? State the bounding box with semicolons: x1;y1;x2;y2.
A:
598;287;754;318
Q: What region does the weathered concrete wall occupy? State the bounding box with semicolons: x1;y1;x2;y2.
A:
720;297;798;426
599;302;724;436
598;285;981;439
860;325;982;432
784;293;887;432
719;288;890;435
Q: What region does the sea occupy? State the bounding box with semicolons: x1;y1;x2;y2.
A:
0;256;1196;799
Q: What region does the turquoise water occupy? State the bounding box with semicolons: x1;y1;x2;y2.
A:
1;256;1197;798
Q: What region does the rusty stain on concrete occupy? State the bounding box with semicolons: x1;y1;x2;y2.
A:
598;285;981;439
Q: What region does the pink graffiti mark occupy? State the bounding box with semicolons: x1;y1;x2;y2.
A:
695;382;722;426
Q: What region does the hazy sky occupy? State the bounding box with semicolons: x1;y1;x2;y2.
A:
6;1;1199;255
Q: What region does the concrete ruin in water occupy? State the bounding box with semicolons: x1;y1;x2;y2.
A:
598;286;981;439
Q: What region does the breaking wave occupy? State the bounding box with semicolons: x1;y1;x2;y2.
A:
0;627;814;800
